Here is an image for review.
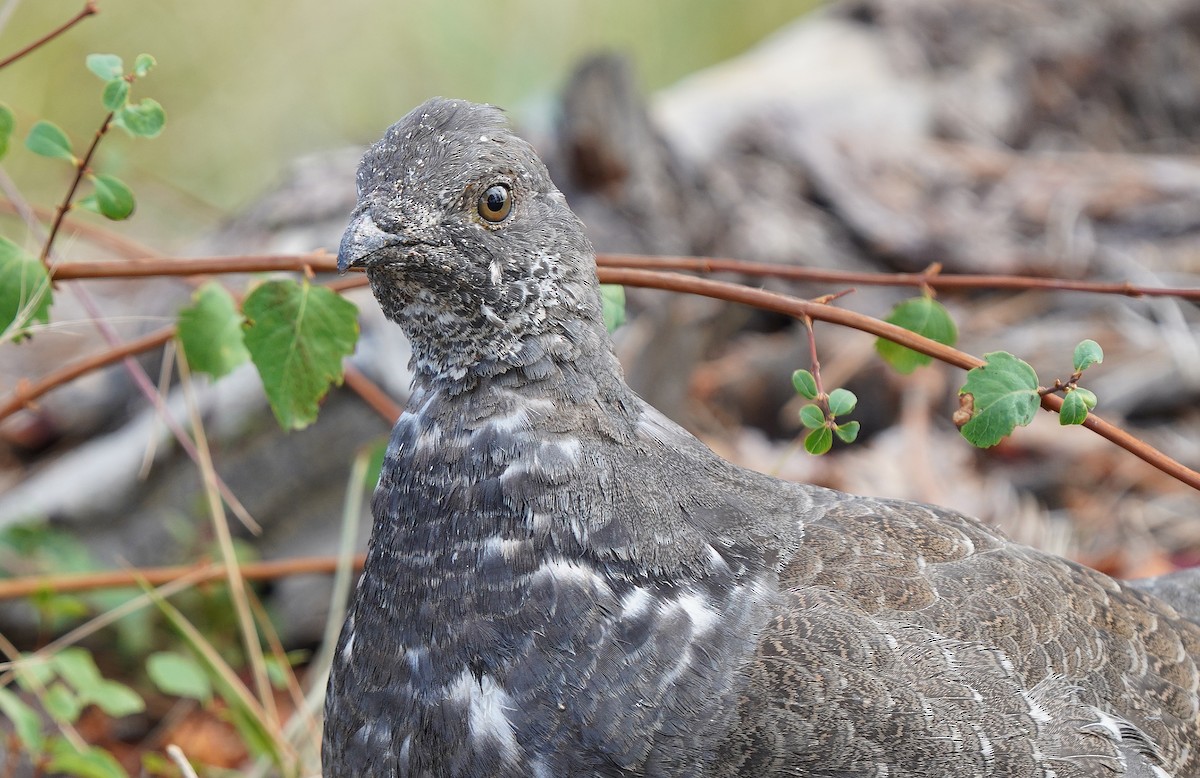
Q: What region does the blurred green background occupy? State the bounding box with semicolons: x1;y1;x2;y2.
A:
0;1;816;250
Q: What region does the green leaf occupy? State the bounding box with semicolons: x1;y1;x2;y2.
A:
1059;390;1088;426
875;296;958;374
89;174;135;220
133;54;156;78
827;387;857;417
43;683;83;722
113;98;165;138
0;102;14;160
798;403;826;430
101;78;130;111
85;54;124;81
1074;387;1098;410
25;120;75;161
147;651;212;702
958;351;1040;448
834;420;860;444
52;648;104;696
1073;339;1104;372
791;369;818;400
243;280;359;430
47;741;130;778
0;686;44;755
177;282;250;378
92;682;145;718
0;236;53;340
600;284;625;332
804;426;833;455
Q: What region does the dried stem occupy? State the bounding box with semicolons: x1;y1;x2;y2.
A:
43;252;1200;301
40;111;114;266
0;553;365;601
599;267;1200;491
0;0;97;71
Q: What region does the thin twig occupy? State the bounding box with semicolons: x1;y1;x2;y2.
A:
344;364;403;423
42;252;1200;301
596;254;1200;301
41;111;114;266
0;554;366;601
598;267;1200;491
0;0;97;71
0;324;174;420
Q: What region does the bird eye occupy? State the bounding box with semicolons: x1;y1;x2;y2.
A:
478;184;512;223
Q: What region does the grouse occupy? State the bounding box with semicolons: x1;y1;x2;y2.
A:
323;97;1200;777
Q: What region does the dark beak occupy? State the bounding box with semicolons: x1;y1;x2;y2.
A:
337;211;397;274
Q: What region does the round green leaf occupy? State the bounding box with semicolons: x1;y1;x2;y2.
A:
601;284;625;332
0;103;14;161
92;681;145;718
114;98;166;138
1072;339;1104;372
1074;387;1098;410
804;426;833;455
90;174;135;220
799;403;826;430
44;683;83;723
958;351;1040;448
827;387;857;417
834;420;860;444
51;648;103;696
25;120;75;161
85;53;124;81
876;296;959;374
1059;390;1088;426
243;280;359;430
791;369;818;400
102;78;130;111
133;53;156;78
147;651;212;702
177;282;249;378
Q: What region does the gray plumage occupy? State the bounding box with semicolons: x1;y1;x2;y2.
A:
324;97;1200;777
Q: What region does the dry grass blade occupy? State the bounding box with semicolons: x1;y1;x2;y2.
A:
176;349;279;733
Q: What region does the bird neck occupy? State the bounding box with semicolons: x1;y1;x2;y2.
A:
405;305;632;405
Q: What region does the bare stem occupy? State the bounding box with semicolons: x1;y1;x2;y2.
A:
0;0;97;71
40;111;114;266
0;553;365;601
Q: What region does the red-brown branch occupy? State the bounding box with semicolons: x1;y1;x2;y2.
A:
0;325;175;420
9;253;1199;490
41;111;114;265
0;1;97;71
0;553;366;601
598;267;1200;491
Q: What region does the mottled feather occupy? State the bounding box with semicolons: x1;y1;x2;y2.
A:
324;98;1200;778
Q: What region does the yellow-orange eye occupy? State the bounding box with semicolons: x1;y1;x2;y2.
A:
478;184;512;223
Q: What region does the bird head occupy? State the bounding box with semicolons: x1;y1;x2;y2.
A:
339;98;605;383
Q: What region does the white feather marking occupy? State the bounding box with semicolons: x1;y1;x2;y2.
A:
621;586;652;617
1020;689;1053;724
705;543;729;572
340;631;355;662
405;646;425;673
536;558;607;593
669;591;719;634
486;407;529;434
449;671;519;763
490;258;503;286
